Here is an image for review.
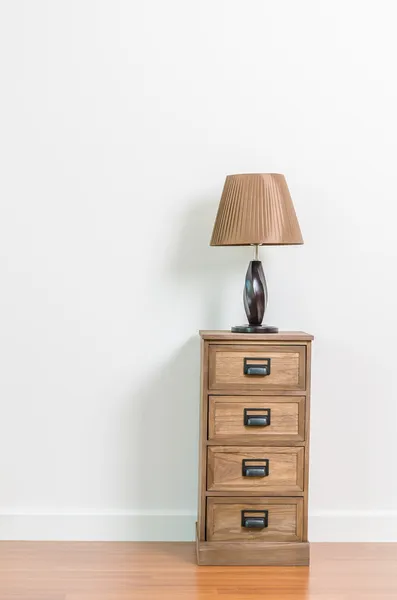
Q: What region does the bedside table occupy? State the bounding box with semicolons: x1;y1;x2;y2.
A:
196;330;313;566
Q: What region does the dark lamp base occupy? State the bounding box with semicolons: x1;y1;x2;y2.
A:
231;324;279;334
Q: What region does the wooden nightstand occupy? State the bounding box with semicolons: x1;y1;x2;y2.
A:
196;330;313;566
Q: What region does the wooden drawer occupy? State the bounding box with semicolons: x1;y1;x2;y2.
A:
208;396;305;443
208;345;306;391
206;497;303;542
207;446;304;493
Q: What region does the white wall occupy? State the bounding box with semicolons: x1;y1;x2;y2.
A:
0;0;397;542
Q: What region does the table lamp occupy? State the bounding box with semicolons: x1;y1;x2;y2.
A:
210;173;303;333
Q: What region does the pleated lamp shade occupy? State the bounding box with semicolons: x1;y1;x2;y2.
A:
210;173;303;246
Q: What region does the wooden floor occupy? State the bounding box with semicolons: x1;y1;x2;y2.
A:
0;542;396;599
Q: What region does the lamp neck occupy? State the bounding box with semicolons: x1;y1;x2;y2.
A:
254;244;260;261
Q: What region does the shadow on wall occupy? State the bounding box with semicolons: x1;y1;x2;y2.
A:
118;337;200;540
117;198;247;540
170;198;248;327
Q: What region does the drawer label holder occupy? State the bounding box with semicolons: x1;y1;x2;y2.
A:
241;509;269;529
243;357;271;376
242;458;270;477
243;407;271;427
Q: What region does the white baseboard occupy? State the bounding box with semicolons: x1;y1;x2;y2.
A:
310;510;397;542
0;510;197;542
1;510;397;542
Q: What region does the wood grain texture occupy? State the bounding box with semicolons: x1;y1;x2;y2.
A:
205;389;309;397
208;396;305;442
197;331;312;565
303;340;312;541
197;537;310;566
209;345;306;391
207;446;304;493
206;497;303;542
0;541;396;598
200;330;314;341
197;339;209;541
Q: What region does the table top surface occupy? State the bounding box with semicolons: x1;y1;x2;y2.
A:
199;330;314;341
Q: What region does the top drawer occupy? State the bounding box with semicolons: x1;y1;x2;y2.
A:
208;345;306;391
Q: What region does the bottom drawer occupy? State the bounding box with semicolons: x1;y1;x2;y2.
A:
206;497;303;542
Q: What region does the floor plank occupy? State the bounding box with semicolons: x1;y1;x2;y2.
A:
0;542;396;599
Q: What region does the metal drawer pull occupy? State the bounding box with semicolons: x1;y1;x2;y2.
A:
242;458;269;477
243;357;271;376
244;408;271;427
241;510;268;529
